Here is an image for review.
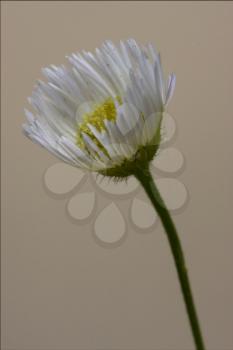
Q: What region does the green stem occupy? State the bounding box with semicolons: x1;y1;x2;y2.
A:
134;166;206;350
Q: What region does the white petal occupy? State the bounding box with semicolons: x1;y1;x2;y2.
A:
69;54;115;97
86;124;120;162
153;60;164;109
75;101;96;123
104;120;133;159
116;103;140;137
81;132;110;164
59;136;93;168
24;109;35;123
165;74;176;105
141;112;162;145
160;112;176;145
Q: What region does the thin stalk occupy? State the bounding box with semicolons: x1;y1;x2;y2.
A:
134;166;206;350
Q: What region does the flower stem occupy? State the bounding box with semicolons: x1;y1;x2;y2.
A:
134;166;206;350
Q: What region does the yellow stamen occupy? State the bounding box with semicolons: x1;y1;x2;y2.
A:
76;97;120;149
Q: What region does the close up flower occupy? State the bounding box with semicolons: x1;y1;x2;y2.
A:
23;39;175;177
22;39;205;350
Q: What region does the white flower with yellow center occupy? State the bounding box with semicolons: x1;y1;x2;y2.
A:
23;39;175;177
22;39;206;350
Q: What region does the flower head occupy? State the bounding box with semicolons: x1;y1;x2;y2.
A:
23;39;176;178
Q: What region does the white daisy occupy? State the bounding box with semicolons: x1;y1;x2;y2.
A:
23;39;176;177
23;39;206;349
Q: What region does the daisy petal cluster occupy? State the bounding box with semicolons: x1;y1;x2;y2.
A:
23;39;176;177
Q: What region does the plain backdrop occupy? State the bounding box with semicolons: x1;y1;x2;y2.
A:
1;1;233;350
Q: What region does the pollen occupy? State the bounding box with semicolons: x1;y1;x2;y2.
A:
76;97;120;149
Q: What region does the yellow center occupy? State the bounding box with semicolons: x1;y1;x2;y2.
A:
76;97;119;149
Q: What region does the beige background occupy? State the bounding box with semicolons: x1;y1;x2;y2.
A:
1;1;233;349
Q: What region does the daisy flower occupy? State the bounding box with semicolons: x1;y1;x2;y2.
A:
22;39;205;350
23;39;175;177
